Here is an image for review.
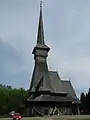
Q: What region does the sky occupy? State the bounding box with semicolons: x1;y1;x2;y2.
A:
0;0;90;97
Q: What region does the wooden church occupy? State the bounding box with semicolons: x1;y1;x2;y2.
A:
25;2;80;116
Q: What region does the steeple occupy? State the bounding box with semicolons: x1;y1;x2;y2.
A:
32;1;50;59
37;1;45;44
30;2;53;92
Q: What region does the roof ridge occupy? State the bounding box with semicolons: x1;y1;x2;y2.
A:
62;80;70;82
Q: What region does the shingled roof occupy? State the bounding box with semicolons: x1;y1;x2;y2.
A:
28;71;80;103
61;80;80;103
49;71;67;93
29;63;54;93
49;71;80;103
27;94;72;102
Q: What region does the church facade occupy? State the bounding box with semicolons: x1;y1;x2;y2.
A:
25;3;80;116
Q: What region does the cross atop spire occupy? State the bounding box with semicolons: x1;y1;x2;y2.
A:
37;1;45;44
40;1;42;9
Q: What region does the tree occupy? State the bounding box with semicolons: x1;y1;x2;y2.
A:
80;92;86;111
85;88;90;113
80;92;86;103
0;84;27;115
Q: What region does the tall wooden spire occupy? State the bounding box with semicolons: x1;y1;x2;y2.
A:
30;2;53;92
32;1;50;58
37;1;45;44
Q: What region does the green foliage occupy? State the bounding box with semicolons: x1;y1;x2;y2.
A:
0;84;28;115
80;88;90;114
80;92;86;110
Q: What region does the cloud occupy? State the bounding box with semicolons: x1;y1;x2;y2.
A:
0;38;30;89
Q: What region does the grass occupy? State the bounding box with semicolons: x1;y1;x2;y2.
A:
0;115;90;120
